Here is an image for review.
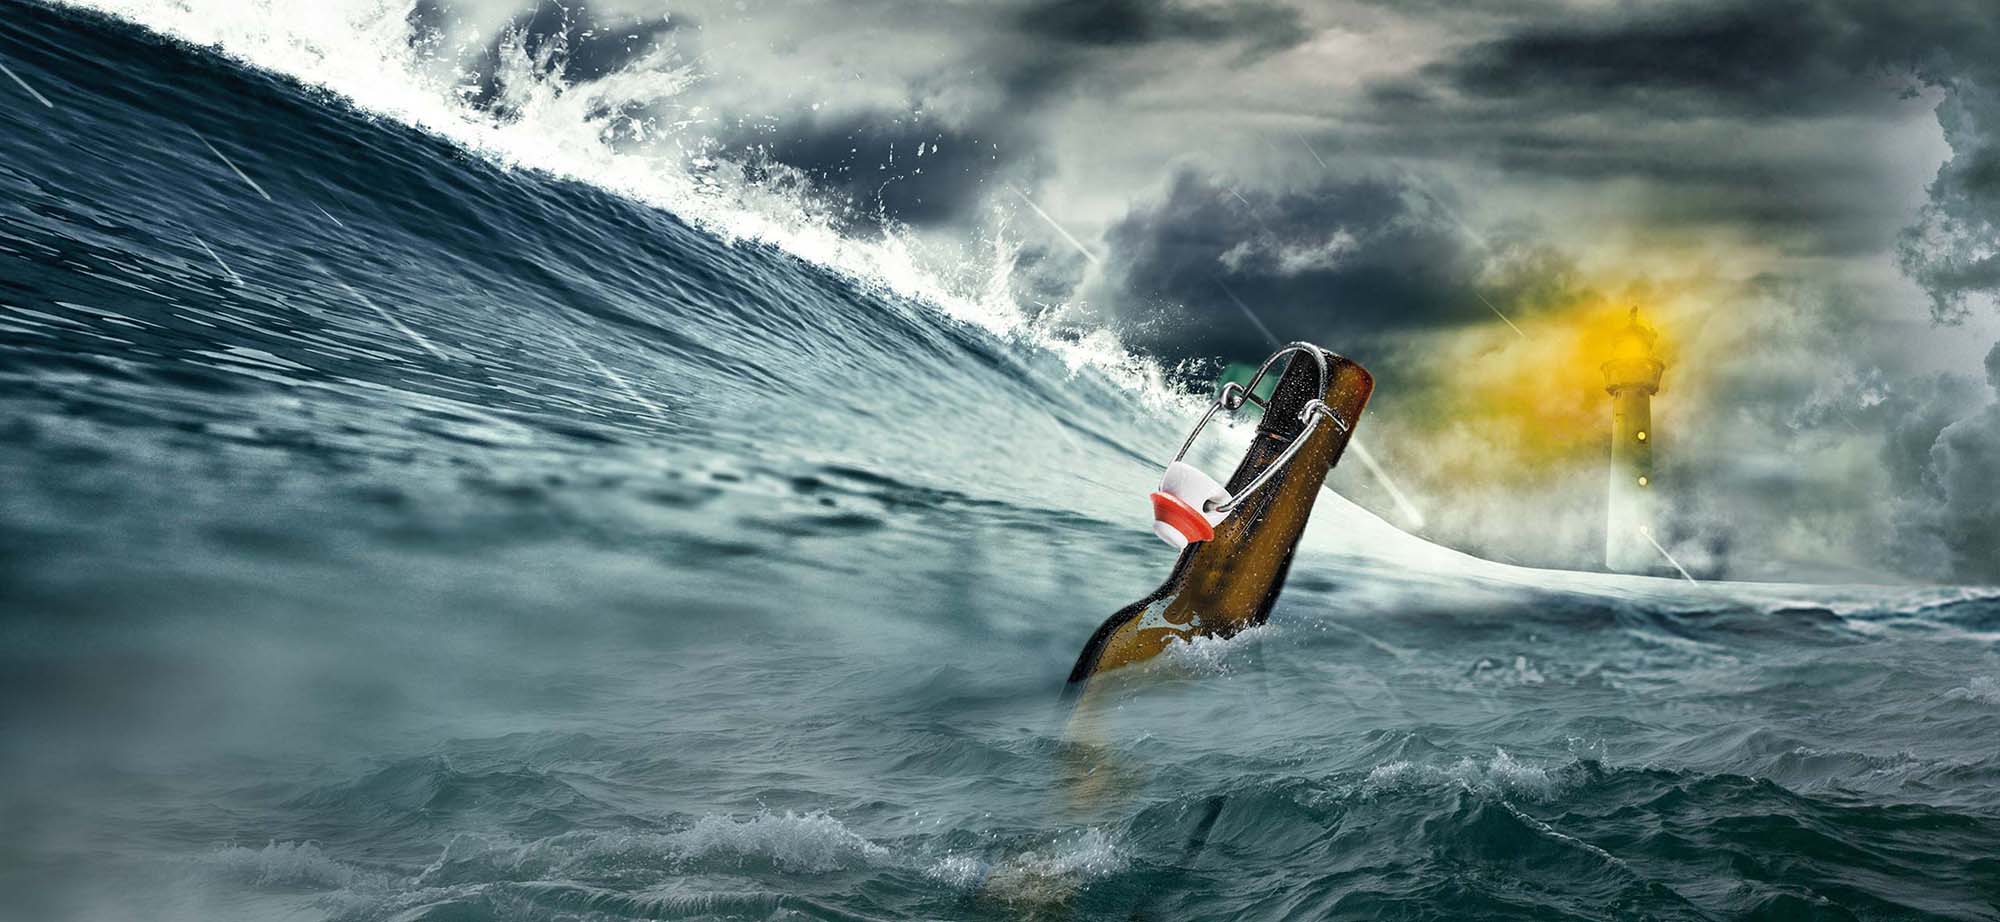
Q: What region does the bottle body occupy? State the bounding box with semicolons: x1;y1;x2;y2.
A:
1065;347;1374;692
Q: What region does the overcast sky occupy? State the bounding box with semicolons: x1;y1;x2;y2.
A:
419;0;2000;582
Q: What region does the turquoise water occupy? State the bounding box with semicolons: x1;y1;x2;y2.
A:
4;2;2000;918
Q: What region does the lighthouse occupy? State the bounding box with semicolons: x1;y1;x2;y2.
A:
1602;309;1664;573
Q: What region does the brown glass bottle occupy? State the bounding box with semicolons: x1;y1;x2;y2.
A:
1064;345;1373;696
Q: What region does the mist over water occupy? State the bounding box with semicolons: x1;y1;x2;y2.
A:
5;1;2000;919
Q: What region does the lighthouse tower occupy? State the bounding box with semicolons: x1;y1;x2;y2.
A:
1603;309;1665;573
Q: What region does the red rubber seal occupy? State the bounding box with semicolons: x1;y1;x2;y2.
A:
1150;490;1216;544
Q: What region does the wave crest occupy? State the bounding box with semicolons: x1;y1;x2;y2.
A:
197;840;367;890
1359;749;1565;801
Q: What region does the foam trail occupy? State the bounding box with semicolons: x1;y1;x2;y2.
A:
1224;185;1276;236
1394;169;1524;339
1215;279;1278;345
331;276;450;362
312;201;346;230
1641;527;1699;585
1399;169;1493;252
190;232;243;286
1349;438;1426;530
1317;616;1411;659
1297;135;1327;169
1476;289;1526;338
0;56;53;107
552;324;669;423
1040;405;1085;455
1007;185;1100;265
1498;800;1628;869
193;130;273;202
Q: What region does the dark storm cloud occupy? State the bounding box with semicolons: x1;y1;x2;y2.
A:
1402;0;2000;131
1877;373;1989;494
1424;0;1999;116
719;111;1021;229
1901;83;2000;322
1101;169;1483;362
1804;367;1989;579
996;0;1310;106
1348;1;2000;261
697;1;1314;230
1013;0;1307;57
1862;4;2000;579
1435;1;1878;116
1928;345;2000;580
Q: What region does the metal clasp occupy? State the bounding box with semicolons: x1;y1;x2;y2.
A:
1168;343;1350;515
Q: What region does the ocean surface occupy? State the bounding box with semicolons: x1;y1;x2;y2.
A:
4;2;2000;919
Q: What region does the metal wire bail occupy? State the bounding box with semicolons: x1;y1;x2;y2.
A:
1168;343;1350;516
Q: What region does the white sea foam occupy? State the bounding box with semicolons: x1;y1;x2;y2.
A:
404;810;893;883
976;827;1126;905
197;840;365;889
209;821;1119;915
394;812;1122;903
1466;654;1548;687
922;854;989;887
1012;827;1124;878
1159;624;1276;677
668;810;891;872
1944;675;2000;705
1360;748;1563;802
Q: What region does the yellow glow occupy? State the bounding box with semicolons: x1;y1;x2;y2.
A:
1612;329;1654;361
1350;253;1746;567
1636;431;1647;441
1402;291;1690;483
1339;237;1754;560
1637;475;1649;487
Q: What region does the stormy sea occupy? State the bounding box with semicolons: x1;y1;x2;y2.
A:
4;2;2000;919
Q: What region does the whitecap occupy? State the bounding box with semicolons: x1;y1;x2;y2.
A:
667;810;891;873
1360;748;1563;802
1159;624;1276;677
1944;675;2000;705
977;828;1126;905
196;840;363;890
922;854;989;888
